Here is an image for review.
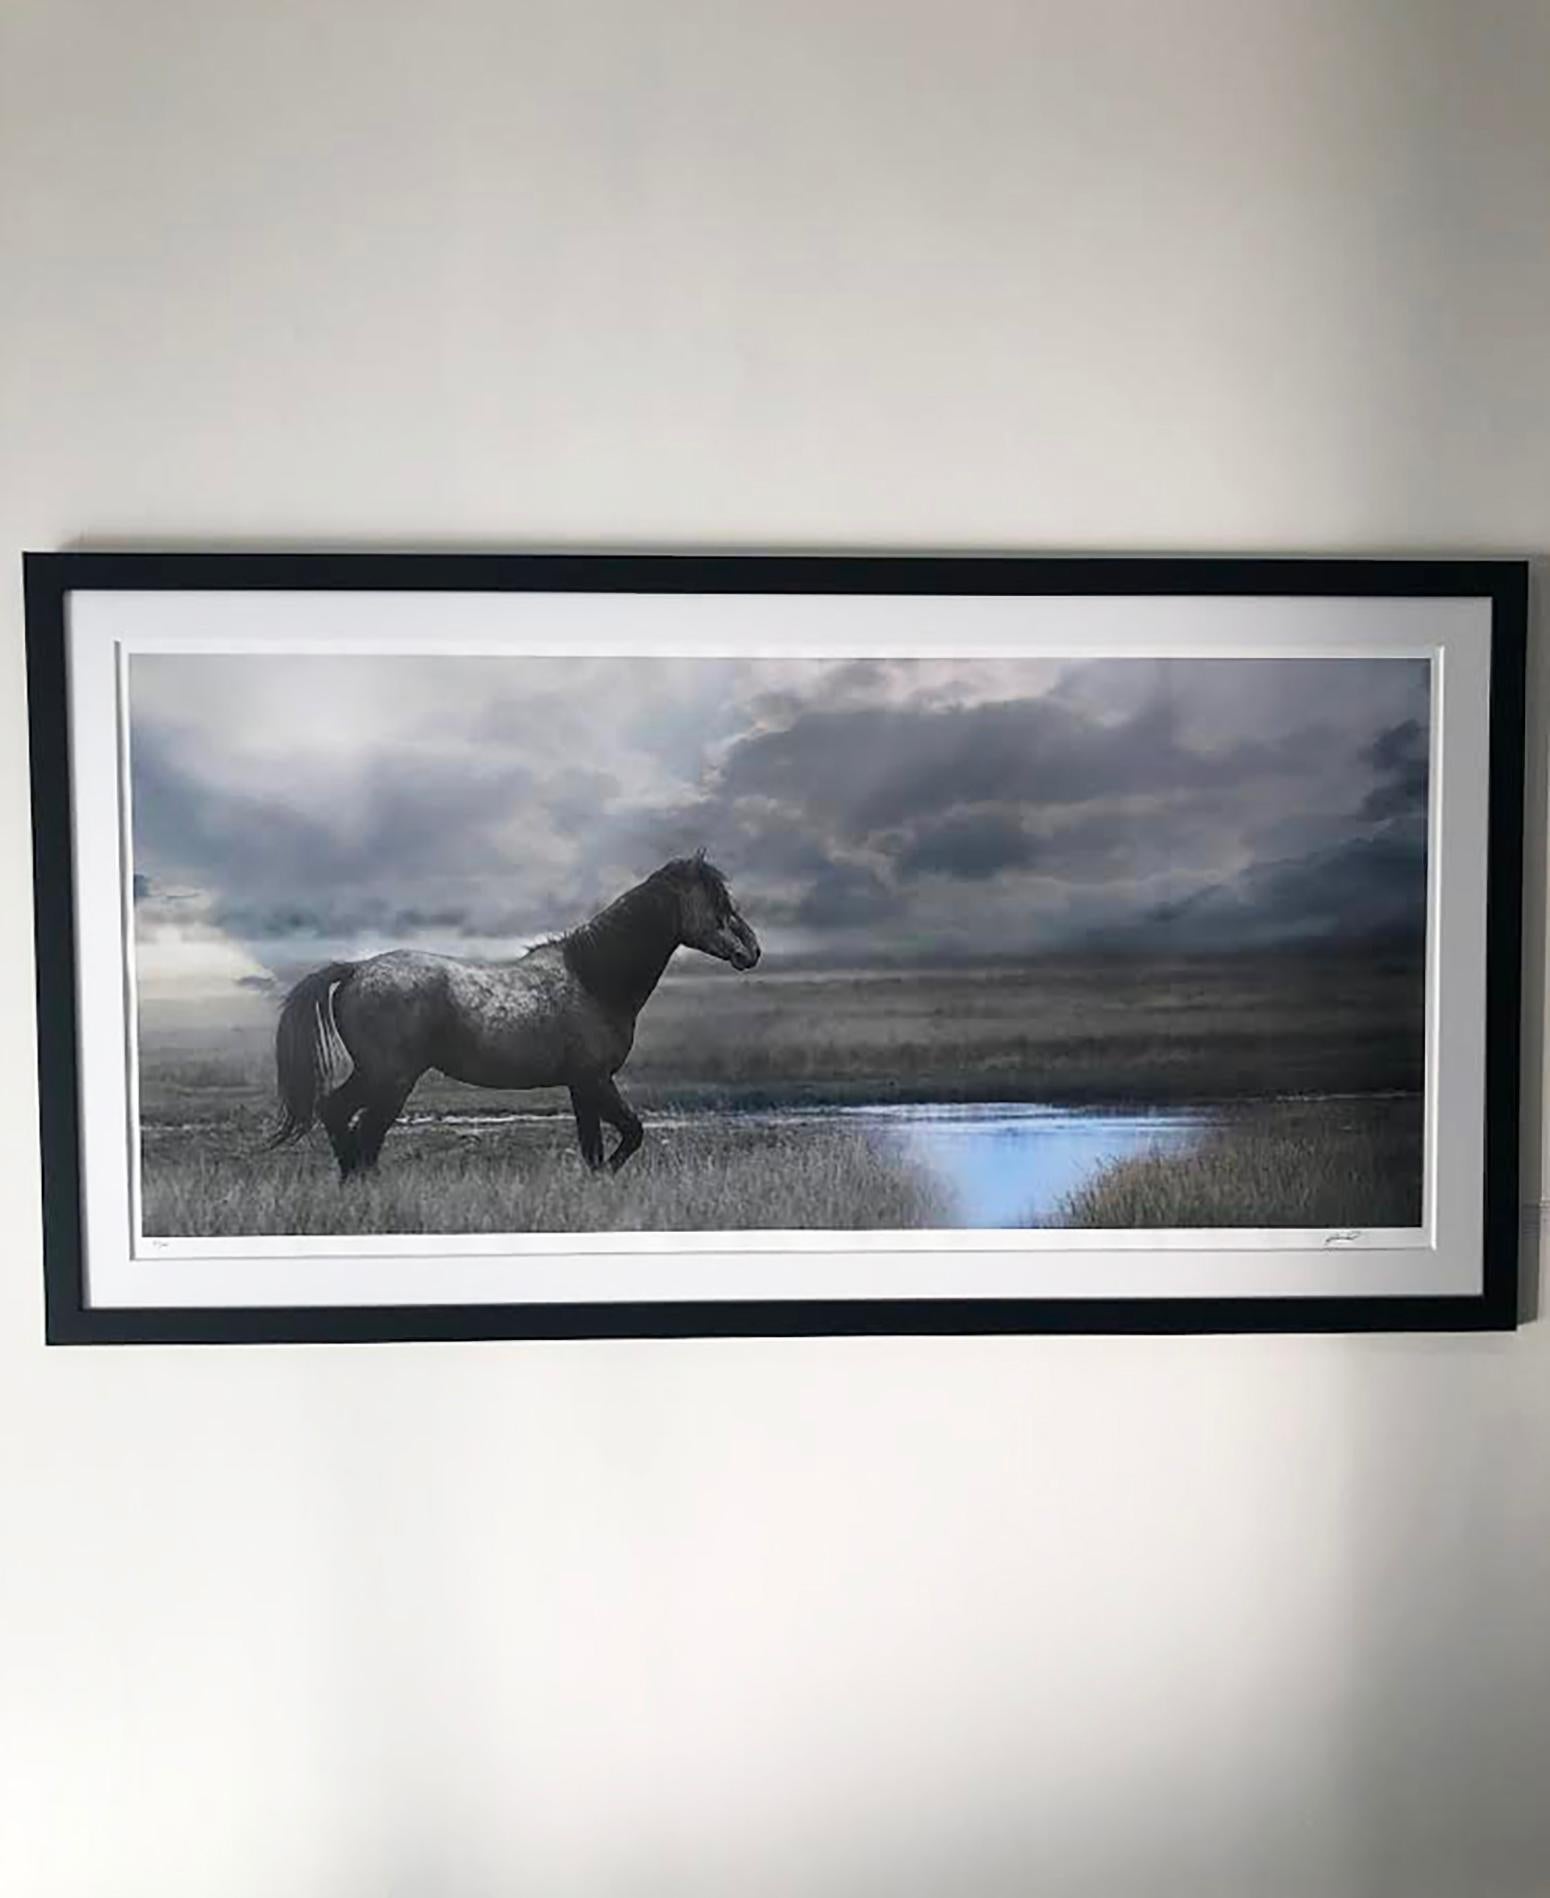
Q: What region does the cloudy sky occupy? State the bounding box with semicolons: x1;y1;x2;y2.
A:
129;651;1429;998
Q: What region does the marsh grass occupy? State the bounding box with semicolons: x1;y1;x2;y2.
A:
1059;1098;1423;1229
140;1117;945;1237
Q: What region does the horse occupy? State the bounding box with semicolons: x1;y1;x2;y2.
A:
268;853;760;1179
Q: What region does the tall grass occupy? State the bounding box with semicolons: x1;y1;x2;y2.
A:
1059;1099;1423;1229
141;1121;945;1237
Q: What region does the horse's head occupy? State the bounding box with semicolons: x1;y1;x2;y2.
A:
662;852;761;971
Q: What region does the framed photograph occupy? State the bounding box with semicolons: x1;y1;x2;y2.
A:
26;552;1525;1342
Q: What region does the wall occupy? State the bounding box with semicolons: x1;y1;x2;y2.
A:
3;4;1549;1894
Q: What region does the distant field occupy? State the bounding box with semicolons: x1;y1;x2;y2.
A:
635;949;1424;1103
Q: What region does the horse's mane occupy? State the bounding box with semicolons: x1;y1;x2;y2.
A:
560;856;724;1011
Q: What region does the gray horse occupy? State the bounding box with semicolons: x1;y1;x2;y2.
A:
270;853;760;1178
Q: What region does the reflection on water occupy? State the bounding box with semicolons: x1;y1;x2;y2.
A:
791;1101;1209;1228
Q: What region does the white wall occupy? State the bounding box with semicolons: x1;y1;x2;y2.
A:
3;4;1549;1894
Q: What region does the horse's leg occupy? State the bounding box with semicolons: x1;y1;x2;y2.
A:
594;1076;644;1174
350;1075;419;1174
319;1072;370;1180
569;1086;605;1171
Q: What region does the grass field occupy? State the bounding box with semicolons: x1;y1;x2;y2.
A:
1060;1096;1423;1229
627;949;1425;1103
141;1116;944;1236
137;948;1426;1237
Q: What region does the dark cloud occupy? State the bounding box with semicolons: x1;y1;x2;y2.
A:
1362;719;1429;820
896;810;1036;879
896;803;1239;888
1140;823;1427;950
716;693;1298;840
1246;812;1373;857
793;861;905;928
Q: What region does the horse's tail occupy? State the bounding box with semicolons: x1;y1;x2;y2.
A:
268;961;357;1148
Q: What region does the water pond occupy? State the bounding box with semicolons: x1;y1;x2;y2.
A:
746;1101;1211;1228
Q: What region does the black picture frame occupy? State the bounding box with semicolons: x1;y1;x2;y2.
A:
25;550;1527;1344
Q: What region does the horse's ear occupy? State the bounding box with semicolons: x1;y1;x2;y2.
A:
693;846;707;865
